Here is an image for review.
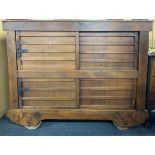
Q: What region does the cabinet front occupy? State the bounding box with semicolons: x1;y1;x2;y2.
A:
16;31;138;109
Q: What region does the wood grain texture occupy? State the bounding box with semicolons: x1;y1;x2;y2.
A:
3;20;152;129
80;79;136;109
2;20;152;31
6;31;18;108
0;21;8;118
17;70;138;79
136;32;149;110
6;109;148;128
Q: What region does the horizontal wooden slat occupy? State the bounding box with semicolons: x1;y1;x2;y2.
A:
22;60;75;65
80;53;134;60
22;88;75;91
80;36;134;43
80;96;132;99
21;44;75;53
80;43;135;46
80;99;133;105
20;64;75;70
20;36;75;44
80;58;134;63
80;45;134;53
80;32;136;37
21;79;75;82
23;100;76;108
21;53;75;60
80;51;135;54
80;66;134;70
23;91;75;98
80;90;132;97
3;21;152;31
80;104;133;109
80;62;133;69
17;70;138;78
21;57;75;61
20;32;76;36
80;79;133;87
23;81;75;89
81;87;133;91
22;52;75;57
22;97;75;101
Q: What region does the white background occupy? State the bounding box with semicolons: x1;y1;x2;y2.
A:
0;0;155;19
0;0;155;154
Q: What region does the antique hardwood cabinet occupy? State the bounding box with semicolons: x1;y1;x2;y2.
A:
2;20;152;129
146;51;155;113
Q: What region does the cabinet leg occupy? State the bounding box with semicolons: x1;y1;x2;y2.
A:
113;111;148;129
6;110;42;128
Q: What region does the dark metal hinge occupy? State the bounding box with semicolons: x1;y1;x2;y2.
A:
16;41;28;59
18;81;30;97
18;80;23;97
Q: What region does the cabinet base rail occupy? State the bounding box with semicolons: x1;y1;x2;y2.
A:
6;109;148;129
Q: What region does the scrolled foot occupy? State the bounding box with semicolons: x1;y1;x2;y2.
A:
6;110;42;128
113;122;129;130
24;121;42;130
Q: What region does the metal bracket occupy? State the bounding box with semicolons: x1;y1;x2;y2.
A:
18;80;23;97
18;80;30;97
16;41;28;59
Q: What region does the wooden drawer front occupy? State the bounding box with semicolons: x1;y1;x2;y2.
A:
80;79;136;109
79;32;138;70
17;32;76;70
18;79;78;109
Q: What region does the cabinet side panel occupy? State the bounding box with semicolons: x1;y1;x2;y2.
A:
136;32;149;110
6;31;18;108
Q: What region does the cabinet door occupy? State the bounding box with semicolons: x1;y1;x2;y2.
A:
16;32;76;70
16;32;79;109
79;32;138;70
79;32;138;109
18;79;78;109
16;31;138;110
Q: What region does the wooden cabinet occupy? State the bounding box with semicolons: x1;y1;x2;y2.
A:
146;52;155;112
2;20;152;129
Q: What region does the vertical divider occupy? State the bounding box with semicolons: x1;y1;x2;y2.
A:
16;31;21;70
16;31;22;108
132;79;137;108
134;32;139;69
18;79;23;108
75;79;80;108
75;32;80;69
6;31;18;108
136;31;149;110
75;32;80;108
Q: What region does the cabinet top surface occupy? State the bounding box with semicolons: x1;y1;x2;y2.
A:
2;19;153;22
2;19;153;31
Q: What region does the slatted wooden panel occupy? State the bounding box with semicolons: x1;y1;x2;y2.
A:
79;32;138;70
80;79;136;109
19;79;78;109
18;32;76;70
16;31;139;110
